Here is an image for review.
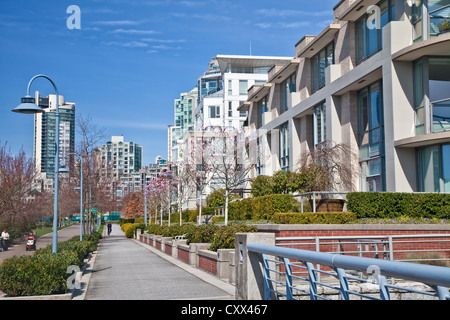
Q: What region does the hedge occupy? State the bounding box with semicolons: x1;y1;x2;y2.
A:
209;224;258;251
273;212;357;224
347;192;450;219
0;233;101;297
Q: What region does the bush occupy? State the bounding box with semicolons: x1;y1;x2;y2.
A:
273;212;357;224
0;236;99;297
209;224;258;251
185;225;219;244
347;192;450;219
252;194;298;220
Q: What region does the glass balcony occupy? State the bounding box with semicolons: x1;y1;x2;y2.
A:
431;98;450;133
429;4;450;38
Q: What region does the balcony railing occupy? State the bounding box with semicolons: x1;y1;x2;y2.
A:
431;97;450;133
429;5;450;38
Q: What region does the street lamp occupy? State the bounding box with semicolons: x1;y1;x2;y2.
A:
12;74;61;254
61;152;83;241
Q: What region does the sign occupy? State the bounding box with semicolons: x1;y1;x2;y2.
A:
91;207;98;214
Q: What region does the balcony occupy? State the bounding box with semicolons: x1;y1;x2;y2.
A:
431;98;450;133
429;5;450;38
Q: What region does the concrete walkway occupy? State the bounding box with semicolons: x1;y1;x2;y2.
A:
82;223;235;300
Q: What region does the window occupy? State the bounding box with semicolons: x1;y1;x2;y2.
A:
355;0;396;64
412;0;423;41
279;122;289;171
228;101;233;117
311;42;334;93
418;144;450;192
280;73;296;114
239;80;248;95
257;95;268;129
209;105;220;118
358;81;385;191
314;102;326;146
414;57;450;134
228;80;233;95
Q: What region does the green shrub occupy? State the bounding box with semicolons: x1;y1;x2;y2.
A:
185;225;219;244
273;212;357;224
0;236;99;297
347;192;450;219
229;198;253;220
209;224;258;252
252;194;297;220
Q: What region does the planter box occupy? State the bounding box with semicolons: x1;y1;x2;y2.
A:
197;248;234;279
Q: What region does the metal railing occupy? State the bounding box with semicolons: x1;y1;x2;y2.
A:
248;243;450;300
293;191;348;213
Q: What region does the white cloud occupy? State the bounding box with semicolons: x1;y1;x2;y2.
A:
93;20;142;26
105;41;149;47
112;29;160;35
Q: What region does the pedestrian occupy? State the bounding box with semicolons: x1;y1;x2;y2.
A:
107;222;112;235
1;229;10;248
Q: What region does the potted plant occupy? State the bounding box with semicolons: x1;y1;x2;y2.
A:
438;18;450;34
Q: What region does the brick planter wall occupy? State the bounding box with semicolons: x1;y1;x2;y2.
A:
255;224;450;260
198;250;218;276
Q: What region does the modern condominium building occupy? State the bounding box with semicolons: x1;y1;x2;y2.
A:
99;136;143;179
33;92;75;185
241;0;450;193
194;55;292;131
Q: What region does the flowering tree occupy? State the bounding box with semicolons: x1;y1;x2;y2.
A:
181;131;218;225
187;127;261;225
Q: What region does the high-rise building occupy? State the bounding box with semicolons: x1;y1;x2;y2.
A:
33;91;75;183
241;0;450;193
99;136;143;179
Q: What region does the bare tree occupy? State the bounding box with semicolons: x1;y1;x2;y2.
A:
205;128;260;225
297;141;358;192
0;142;51;230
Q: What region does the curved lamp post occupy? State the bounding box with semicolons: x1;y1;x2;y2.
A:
12;75;61;254
61;152;83;241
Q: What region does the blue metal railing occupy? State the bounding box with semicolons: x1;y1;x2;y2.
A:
248;243;450;300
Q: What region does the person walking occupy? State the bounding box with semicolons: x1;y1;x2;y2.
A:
1;229;10;250
107;223;112;236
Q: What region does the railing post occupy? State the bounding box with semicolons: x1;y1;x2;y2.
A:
336;268;350;300
305;262;318;300
283;258;294;300
235;232;276;300
378;275;391;300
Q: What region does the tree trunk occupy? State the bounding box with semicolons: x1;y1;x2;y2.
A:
224;189;229;226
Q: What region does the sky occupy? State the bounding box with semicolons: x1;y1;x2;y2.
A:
0;0;336;166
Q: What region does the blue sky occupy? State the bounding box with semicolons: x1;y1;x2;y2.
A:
0;0;336;166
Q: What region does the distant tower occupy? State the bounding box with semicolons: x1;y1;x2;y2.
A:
33;91;75;180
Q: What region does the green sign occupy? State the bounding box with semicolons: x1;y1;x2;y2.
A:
91;208;98;214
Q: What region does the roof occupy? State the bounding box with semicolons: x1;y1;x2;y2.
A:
214;55;292;74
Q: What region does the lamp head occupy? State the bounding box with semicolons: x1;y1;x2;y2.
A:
12;95;45;114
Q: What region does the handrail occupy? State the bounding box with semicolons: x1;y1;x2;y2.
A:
247;243;450;300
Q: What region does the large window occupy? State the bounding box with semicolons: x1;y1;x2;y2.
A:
418;144;450;192
414;0;450;40
239;80;248;95
356;0;396;64
209;105;220;118
358;81;385;191
279;122;289;171
280;73;296;114
257;95;268;129
311;42;334;93
414;57;450;134
313;102;326;146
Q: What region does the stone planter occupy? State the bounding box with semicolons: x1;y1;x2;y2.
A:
310;198;345;212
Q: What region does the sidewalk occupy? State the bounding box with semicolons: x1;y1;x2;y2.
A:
80;223;235;300
0;225;82;264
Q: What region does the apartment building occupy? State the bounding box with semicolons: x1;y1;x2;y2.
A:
241;0;450;193
194;55;292;131
99;136;143;179
33;92;75;189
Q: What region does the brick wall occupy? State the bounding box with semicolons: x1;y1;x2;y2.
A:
256;224;450;260
178;247;190;264
198;254;218;276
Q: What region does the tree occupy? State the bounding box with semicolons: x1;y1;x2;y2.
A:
204;127;260;225
123;192;144;219
0;142;51;231
181;131;217;225
297;141;358;192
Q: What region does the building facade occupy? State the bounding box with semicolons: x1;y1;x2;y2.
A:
99;136;143;179
33;92;75;188
241;0;450;193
